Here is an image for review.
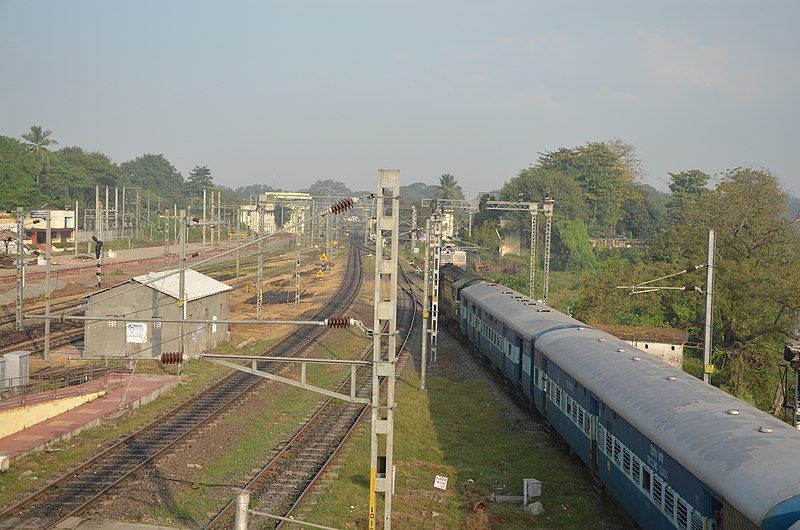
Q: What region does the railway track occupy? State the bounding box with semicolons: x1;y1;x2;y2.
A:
0;242;364;530
207;264;419;529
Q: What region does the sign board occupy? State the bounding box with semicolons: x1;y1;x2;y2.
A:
29;210;47;219
125;323;147;344
434;475;448;490
212;315;218;333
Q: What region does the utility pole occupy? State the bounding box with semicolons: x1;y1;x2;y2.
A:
429;214;442;365
202;188;207;247
703;229;716;384
369;169;400;530
326;212;331;260
420;217;431;391
256;201;265;318
294;233;301;306
236;206;241;288
74;200;79;257
121;186;126;240
362;205;371;246
105;186;110;236
114;187;119;238
210;189;215;247
410;206;417;245
135;188;141;239
179;210;187;370
147;195;152;240
542;198;554;302
44;210;52;360
15;207;25;331
218;190;222;244
485;198;555;302
95;185;101;242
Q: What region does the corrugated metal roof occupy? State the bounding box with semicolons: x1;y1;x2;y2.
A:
132;269;232;302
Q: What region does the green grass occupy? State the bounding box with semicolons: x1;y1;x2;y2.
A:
294;341;622;529
146;327;372;527
0;335;288;508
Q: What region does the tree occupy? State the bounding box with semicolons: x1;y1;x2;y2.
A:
553;219;596;271
668;169;710;196
538;142;636;235
187;165;213;196
306;179;353;197
666;169;711;224
45;147;123;207
120;154;185;205
20;125;58;184
618;184;669;240
0;136;45;209
435;174;464;200
655;168;800;407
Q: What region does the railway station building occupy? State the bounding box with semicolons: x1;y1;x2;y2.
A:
83;269;232;359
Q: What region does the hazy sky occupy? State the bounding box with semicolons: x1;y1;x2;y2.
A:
1;0;798;197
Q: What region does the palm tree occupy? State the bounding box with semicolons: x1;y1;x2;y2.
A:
21;125;59;184
436;173;463;200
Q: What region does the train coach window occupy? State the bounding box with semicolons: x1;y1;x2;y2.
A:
642;468;651;494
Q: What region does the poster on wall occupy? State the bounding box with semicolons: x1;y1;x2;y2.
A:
126;323;148;344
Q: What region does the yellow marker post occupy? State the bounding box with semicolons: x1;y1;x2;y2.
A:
368;467;377;530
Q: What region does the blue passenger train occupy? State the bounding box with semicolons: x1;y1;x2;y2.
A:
439;265;800;530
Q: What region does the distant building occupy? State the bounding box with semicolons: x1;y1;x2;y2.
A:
84;269;231;359
0;210;76;251
594;324;688;369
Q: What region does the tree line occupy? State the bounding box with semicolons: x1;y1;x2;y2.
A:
460;140;799;411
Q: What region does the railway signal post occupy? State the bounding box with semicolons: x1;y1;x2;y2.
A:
369;169;400;530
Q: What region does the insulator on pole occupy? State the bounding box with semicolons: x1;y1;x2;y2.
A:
329;197;358;214
684;285;698;291
325;315;350;328
160;351;185;364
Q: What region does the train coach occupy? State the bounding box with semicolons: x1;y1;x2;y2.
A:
440;269;800;530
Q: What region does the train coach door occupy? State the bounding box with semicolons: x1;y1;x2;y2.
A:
589;396;599;473
541;356;548;415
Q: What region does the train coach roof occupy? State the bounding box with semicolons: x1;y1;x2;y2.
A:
536;326;800;525
460;282;581;340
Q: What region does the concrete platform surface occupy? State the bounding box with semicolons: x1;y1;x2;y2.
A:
54;516;180;529
0;373;178;460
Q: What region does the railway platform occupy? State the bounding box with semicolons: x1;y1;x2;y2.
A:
0;373;178;461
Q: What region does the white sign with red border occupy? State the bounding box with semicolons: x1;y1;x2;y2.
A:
434;475;448;490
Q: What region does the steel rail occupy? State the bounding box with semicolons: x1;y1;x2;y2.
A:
0;242;363;530
205;264;417;529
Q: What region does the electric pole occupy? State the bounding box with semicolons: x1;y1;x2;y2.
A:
294;232;301;306
15;207;25;331
256;201;265;318
179;210;187;369
369;169;400;530
420;217;431;391
429;214;442;365
485;198;555;302
202;188;207;247
703;229;716;384
44;210;52;360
